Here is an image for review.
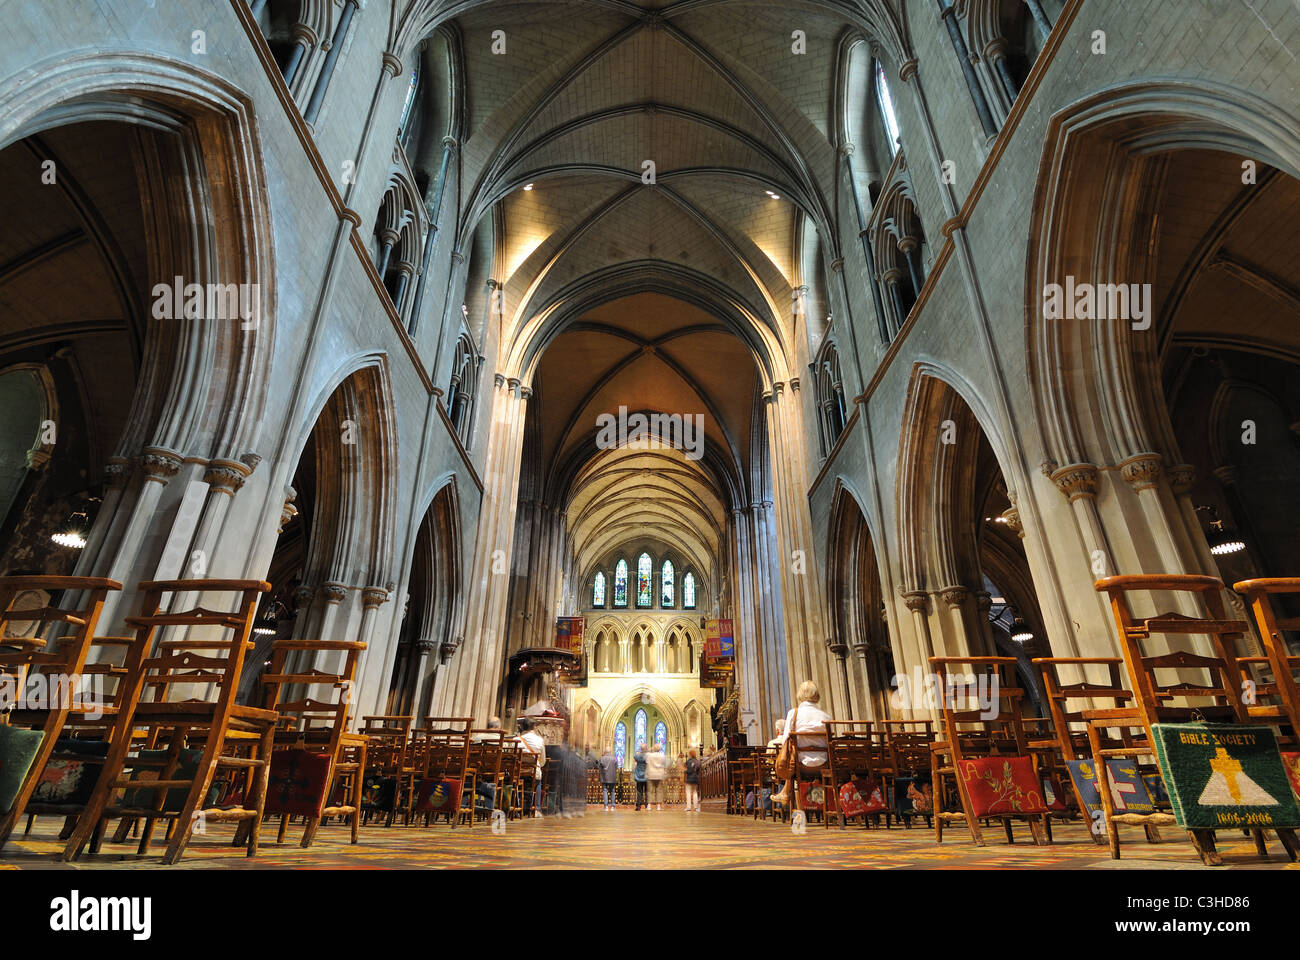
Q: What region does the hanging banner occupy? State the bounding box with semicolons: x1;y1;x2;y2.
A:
700;618;735;688
556;617;587;685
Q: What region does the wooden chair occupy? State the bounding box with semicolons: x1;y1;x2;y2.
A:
929;656;1051;847
254;635;368;847
1093;574;1300;865
414;717;473;826
0;576;121;850
823;721;889;829
725;749;754;815
61;580;277;865
358;715;412;825
878;719;934;828
1033;656;1165;845
467;729;506;823
499;739;526;819
1233;579;1300;739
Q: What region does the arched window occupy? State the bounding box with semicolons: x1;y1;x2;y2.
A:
683;572;697;609
654;721;667;752
661;559;675;607
874;59;901;157
636;553;653;608
397;64;420;146
592;571;606;607
446;334;478;441
815;342;849;453
614;721;627;768
614;559;629;607
634;709;648;753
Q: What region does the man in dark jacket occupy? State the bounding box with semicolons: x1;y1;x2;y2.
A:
633;748;648;810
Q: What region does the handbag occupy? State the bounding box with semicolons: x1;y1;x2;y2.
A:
774;704;799;780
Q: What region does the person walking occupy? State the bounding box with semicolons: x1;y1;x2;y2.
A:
645;742;668;810
633;746;648;810
516;717;547;817
599;745;619;811
683;748;702;813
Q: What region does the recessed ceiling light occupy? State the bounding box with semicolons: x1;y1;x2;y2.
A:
523;183;534;191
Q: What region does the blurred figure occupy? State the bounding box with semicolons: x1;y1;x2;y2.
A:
633;746;648;810
645;742;668;810
599;745;619;811
683;748;702;813
473;716;503;811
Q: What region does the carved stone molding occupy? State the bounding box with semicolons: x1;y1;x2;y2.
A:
900;589;929;614
140;447;182;485
974;590;993;613
1000;506;1024;538
899;58;919;82
937;586;968;609
293;584;316;607
322;582;348;605
1049;462;1099;503
103;458;132;490
278;489;299;534
1168;463;1197;495
1212;463;1238;487
380;50;403;77
203;459;248;497
362;586;390;610
1119;452;1162;492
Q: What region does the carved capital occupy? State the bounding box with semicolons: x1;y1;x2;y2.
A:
322;582;348;605
898;58;919;83
362;585;390;610
1000;506;1024;538
829;257;845;273
1212;463;1238;487
938;585;968;609
140;447;182;485
1049;462;1099;503
900;589;929;614
1168;463;1197;495
381;50;403;77
974;590;993;613
1119;452;1162;492
103;457;132;490
203;459;249;496
293;584;316;607
839;141;855;157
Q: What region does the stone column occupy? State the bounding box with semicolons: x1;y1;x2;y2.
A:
303;0;358;125
282;23;318;88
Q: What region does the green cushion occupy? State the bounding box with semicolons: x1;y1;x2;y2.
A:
125;748;221;812
0;725;46;814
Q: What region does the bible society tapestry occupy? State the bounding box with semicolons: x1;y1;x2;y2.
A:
1150;723;1300;830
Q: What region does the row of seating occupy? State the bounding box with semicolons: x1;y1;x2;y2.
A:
723;574;1300;866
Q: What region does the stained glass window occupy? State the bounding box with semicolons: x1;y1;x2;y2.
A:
661;560;675;607
875;59;901;156
614;722;627;768
683;571;697;609
636;553;652;608
634;709;648;753
654;721;667;752
614;559;628;607
592;571;606;607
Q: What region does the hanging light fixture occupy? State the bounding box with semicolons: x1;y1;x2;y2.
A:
1010;616;1034;643
1207;520;1246;556
252;599;285;637
50;510;90;549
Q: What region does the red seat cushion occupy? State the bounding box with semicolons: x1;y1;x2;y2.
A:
265;749;332;818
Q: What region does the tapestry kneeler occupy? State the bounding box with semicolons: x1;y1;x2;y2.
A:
1150;723;1300;830
958;756;1049;817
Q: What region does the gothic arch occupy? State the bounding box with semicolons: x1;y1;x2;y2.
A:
596;682;687;753
0;52;277;465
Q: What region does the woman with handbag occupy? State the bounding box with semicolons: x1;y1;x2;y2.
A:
770;680;832;806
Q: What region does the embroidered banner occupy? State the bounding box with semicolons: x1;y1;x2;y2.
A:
959;756;1048;817
1065;758;1155;819
1150;723;1300;830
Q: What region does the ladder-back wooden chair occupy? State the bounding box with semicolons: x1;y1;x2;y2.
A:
358;715;411;825
878;719;934;828
499;739;526;819
1032;656;1165;845
0;576;120;849
468;729;506;822
823;721;887;829
1093;574;1299;865
414;717;473;826
929;656;1051;847
254;635;368;847
1233;579;1300;739
61;580;277;865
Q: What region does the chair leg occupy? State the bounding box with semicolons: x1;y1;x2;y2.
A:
1188;829;1224;867
300;815;321;848
1276;828;1300;862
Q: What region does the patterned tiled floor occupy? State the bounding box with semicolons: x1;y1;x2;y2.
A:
2;808;1296;870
